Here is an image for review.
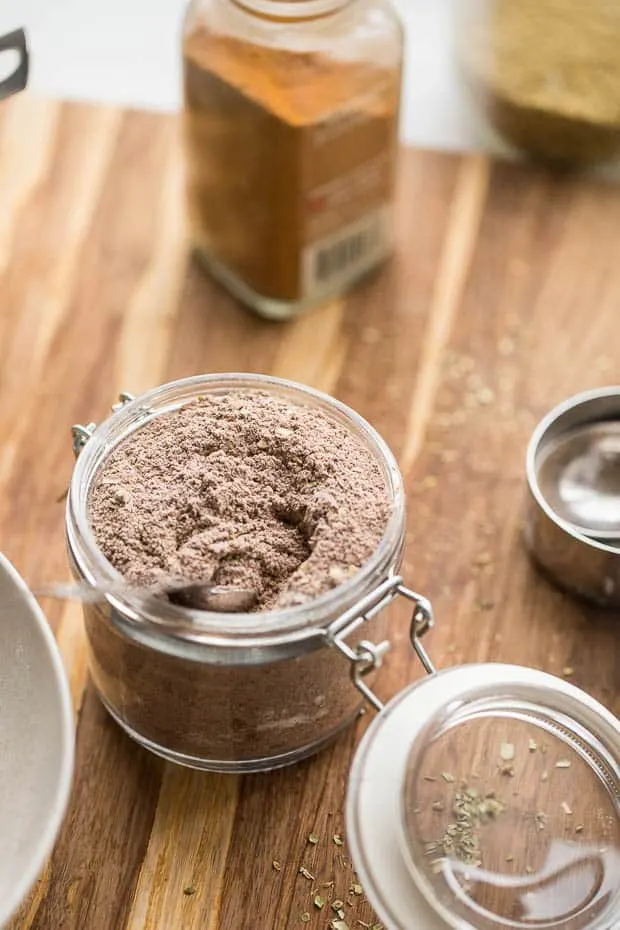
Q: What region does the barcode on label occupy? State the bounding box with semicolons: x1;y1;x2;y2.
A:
315;223;381;283
302;207;391;299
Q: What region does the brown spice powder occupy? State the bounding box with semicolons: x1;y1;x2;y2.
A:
84;604;373;766
89;392;391;610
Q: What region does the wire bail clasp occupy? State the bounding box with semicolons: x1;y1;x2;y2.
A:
71;392;136;459
324;576;436;712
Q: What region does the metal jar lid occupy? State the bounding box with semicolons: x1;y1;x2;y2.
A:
525;387;620;606
346;662;620;930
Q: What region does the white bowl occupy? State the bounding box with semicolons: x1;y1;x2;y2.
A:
0;554;74;927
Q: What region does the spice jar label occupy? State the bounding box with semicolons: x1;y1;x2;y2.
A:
300;98;398;298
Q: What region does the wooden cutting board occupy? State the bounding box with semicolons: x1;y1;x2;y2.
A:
2;94;620;930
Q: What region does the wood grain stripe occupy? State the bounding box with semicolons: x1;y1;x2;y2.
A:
54;600;89;713
114;137;186;396
0;106;122;506
270;298;347;392
126;771;240;930
401;153;490;475
0;97;60;277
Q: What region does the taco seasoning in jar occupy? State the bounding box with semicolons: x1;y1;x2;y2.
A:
182;0;403;320
66;375;430;773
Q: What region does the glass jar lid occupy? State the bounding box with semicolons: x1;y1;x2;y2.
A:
346;665;620;930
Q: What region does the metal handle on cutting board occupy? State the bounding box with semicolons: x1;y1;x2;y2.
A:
0;29;28;101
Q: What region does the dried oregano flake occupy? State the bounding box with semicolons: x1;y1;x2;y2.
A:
535;812;547;831
432;788;505;867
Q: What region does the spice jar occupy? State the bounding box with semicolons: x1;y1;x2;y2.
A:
346;652;620;929
456;0;620;167
67;374;432;773
182;0;403;320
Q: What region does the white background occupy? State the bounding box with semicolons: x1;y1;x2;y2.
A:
1;0;477;152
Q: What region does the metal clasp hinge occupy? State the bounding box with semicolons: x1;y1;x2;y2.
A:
71;392;136;459
324;576;436;713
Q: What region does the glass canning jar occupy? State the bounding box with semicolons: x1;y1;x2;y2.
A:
182;0;403;320
66;374;431;773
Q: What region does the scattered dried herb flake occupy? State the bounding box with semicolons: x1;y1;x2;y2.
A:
434;788;505;867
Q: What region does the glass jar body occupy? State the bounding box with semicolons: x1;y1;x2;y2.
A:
182;0;403;320
456;0;620;168
66;374;406;772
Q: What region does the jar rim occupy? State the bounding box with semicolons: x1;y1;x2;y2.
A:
230;0;350;21
66;373;405;647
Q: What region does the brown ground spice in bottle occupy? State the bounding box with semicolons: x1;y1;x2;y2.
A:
460;0;620;165
183;30;401;305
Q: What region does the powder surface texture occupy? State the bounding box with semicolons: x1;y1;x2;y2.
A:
88;392;391;611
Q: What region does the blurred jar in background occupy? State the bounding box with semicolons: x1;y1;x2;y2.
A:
182;0;403;320
457;0;620;167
